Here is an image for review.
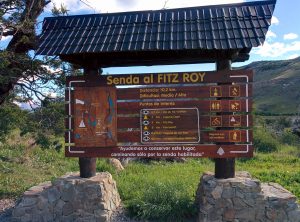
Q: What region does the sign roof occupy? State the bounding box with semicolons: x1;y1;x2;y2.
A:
37;0;276;63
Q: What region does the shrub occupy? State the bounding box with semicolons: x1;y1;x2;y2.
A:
280;129;300;146
0;103;29;141
254;128;280;153
35;133;52;149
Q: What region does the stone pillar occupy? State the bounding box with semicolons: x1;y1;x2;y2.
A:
11;172;121;222
195;171;300;222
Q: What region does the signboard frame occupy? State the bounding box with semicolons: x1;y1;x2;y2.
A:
65;70;254;158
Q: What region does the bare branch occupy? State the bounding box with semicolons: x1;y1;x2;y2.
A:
162;0;170;9
79;0;97;13
2;29;15;36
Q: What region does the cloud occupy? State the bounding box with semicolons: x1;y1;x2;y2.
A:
48;92;57;98
0;35;12;42
266;30;277;39
13;100;38;110
41;65;62;74
287;54;299;60
271;16;279;25
49;0;244;13
253;41;300;58
115;0;138;8
284;33;298;40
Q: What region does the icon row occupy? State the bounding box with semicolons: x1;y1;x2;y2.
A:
210;86;241;97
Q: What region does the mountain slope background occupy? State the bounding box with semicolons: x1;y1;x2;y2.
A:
239;57;300;115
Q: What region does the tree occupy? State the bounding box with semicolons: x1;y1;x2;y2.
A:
32;96;65;136
0;0;67;105
0;102;29;141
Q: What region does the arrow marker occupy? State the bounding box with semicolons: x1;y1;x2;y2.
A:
75;99;85;105
217;147;225;156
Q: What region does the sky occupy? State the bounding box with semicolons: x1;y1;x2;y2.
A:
1;0;300;74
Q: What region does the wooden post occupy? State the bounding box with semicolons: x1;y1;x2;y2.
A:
78;66;99;178
79;157;96;178
215;59;235;179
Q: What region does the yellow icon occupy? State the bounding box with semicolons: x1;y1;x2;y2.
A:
210;86;222;97
211;101;221;111
214;88;219;96
211;116;222;127
233;132;237;140
144;126;148;130
144;116;148;120
230;101;241;111
230;86;240;97
229;131;241;142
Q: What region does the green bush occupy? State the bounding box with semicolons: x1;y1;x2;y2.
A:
35;133;52;149
0;103;29;141
30;98;65;136
276;117;292;130
254;128;280;153
280;129;300;146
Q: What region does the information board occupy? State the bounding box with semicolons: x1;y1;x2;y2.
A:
65;70;253;158
72;87;117;147
140;108;200;144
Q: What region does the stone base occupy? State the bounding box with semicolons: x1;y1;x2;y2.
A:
196;171;300;222
11;172;121;222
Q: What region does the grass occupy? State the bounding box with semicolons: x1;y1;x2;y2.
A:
116;159;213;221
0;143;78;198
0;132;299;221
237;145;300;199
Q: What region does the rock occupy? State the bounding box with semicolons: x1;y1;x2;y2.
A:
61;186;76;202
62;202;74;216
11;172;121;222
288;209;300;222
262;183;297;203
109;158;124;172
19;197;37;207
224;209;235;221
47;187;61;203
207;179;217;188
37;196;48;210
222;187;234;199
211;185;223;199
196;171;300;222
12;207;25;217
235;171;252;178
236;208;255;220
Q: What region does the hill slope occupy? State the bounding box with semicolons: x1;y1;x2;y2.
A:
239;57;300;114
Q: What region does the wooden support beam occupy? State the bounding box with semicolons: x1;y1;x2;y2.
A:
79;157;96;178
215;59;236;179
78;67;100;178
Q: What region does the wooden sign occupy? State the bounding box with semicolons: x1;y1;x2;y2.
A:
66;70;253;87
65;145;253;158
118;85;252;100
65;70;253;158
118;115;252;128
68;87;117;148
117;85;252;100
117;130;252;143
140;108;200;144
117;99;252;114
